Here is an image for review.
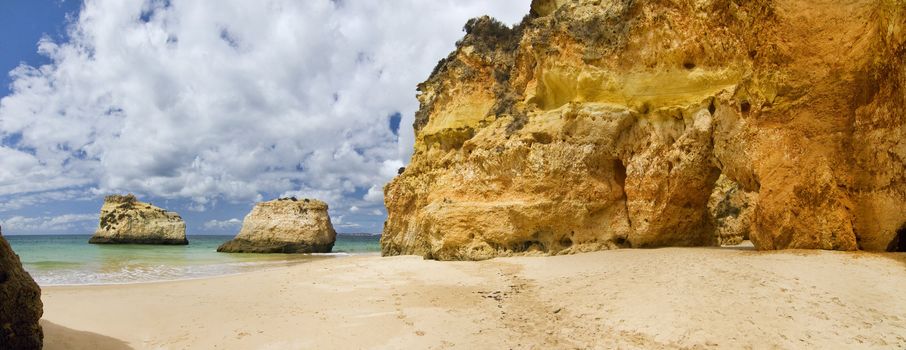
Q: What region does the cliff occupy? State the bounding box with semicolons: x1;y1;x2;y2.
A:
89;194;188;245
0;226;43;349
217;198;337;253
382;0;906;260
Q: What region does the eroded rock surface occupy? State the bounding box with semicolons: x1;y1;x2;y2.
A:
217;198;337;253
89;194;188;245
709;175;754;246
382;0;906;260
0;226;43;350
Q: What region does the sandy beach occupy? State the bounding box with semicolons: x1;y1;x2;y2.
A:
41;246;906;349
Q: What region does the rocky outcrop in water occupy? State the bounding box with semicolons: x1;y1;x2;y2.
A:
89;194;188;245
217;198;337;253
382;0;906;260
0;226;43;350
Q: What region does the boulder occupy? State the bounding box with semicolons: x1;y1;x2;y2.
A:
0;226;43;350
89;194;188;245
382;0;906;260
217;198;337;253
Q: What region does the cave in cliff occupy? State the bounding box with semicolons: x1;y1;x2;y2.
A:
708;175;753;246
889;225;906;252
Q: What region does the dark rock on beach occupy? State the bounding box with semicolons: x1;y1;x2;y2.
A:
0;226;44;350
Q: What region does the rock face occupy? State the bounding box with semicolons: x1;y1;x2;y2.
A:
382;0;906;260
708;175;754;246
89;194;188;245
217;198;337;253
0;226;43;349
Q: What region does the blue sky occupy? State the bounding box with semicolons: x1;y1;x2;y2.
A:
0;0;529;235
0;1;83;96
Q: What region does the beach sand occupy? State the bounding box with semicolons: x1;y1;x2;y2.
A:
41;245;906;349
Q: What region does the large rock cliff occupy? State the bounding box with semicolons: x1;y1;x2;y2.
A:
217;198;337;253
89;194;188;245
382;0;906;260
0;227;43;350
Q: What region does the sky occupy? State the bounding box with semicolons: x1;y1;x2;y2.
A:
0;0;530;235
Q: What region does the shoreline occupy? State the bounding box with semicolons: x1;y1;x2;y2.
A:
36;245;760;288
8;234;382;286
36;252;380;288
41;247;906;349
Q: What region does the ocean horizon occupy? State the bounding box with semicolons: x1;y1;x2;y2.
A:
6;233;381;286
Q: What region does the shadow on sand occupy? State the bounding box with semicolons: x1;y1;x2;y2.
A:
42;320;133;350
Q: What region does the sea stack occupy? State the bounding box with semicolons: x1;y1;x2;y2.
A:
381;0;906;260
89;194;188;245
217;198;337;253
0;226;44;349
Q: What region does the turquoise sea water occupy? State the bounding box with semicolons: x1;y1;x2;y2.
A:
5;234;381;286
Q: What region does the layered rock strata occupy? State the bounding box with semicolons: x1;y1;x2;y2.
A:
382;0;906;260
0;226;43;350
89;194;188;245
217;198;337;253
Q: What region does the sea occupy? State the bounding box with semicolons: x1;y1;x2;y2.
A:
5;234;381;286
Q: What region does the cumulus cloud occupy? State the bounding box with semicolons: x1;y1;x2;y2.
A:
203;218;242;230
0;0;530;226
1;214;97;233
0;189;90;211
332;215;361;229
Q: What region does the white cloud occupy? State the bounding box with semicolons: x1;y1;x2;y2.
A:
363;185;383;203
0;0;530;226
1;214;97;233
332;215;361;229
203;217;242;230
0;189;91;211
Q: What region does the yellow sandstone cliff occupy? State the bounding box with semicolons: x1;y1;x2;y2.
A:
382;0;906;260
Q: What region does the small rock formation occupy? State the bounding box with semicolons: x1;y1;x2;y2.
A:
89;194;188;245
382;0;906;260
0;226;44;349
217;198;337;253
